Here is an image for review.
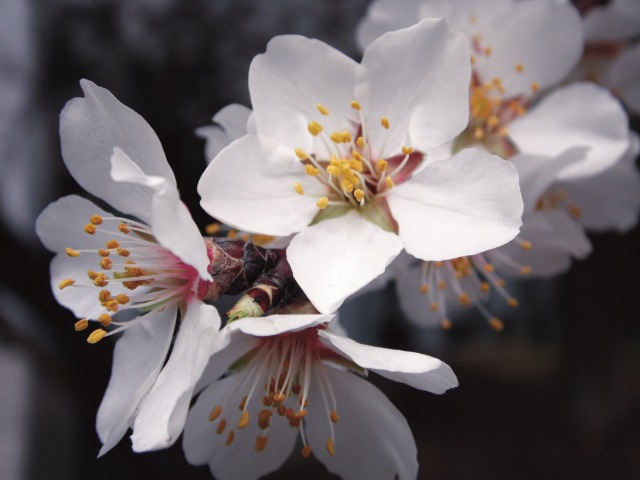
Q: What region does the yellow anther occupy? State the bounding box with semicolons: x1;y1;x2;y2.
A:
470;54;476;66
356;136;365;148
489;318;504;332
498;127;509;137
294;148;309;160
305;164;320;176
507;298;519;307
58;278;75;290
330;131;343;143
352;151;363;161
441;319;453;330
342;131;352;143
225;430;235;446
87;329;107;344
255;435;269;453
93;274;108;287
90;215;103;225
251;234;275;246
437;280;446;290
327;165;339;177
294;182;304;195
74;319;89;331
317;197;329;210
496;279;506;287
316;103;330;115
381;116;390;129
87;270;99;280
237;410;250;429
65;247;81;257
98;290;111;303
430;302;439;312
376;160;387;172
385;176;394;190
354;189;365;203
326;438;336;456
227;229;238;239
100;258;113;270
98;313;112;326
98;249;110;257
117;248;130;257
330;410;339;423
116;294;129;305
205;223;221;235
350;100;362;110
520;240;532;251
341;180;354;193
209;405;222;422
402;146;413;155
569;204;582;219
520;266;532;275
106;240;119;249
307;121;323;136
531;82;540;93
480;282;490;293
302;445;313;458
459;293;471;306
474;127;485;140
350;158;363;172
515;63;524;73
420;284;429;294
487;116;499;128
84;224;96;235
435;261;443;268
216;419;227;435
118;222;130;234
483;264;494;273
469;14;477;24
484;47;492;56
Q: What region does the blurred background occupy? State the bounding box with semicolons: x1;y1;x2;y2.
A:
1;0;639;478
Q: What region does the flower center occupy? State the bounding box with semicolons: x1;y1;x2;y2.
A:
207;325;343;458
58;214;210;343
293;101;423;214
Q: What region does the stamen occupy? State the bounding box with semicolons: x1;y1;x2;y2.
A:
65;247;81;257
205;223;221;235
316;197;329;210
255;435;269;453
216;419;227;435
209;405;222;422
58;278;75;290
507;298;519;307
316;103;330;115
376;160;387;172
237;410;250;429
307;122;323;136
330;410;339;423
295;148;309;160
98;314;112;327
74;319;89;331
350;101;362;110
106;240;119;249
515;63;524;73
294;183;304;195
531;82;540;93
302;445;312;458
84;224;97;235
90;215;103;225
98;249;110;257
118;223;130;234
380;116;390;129
385;177;394;190
489;318;504;332
305;165;320;176
354;189;365;203
87;329;107;344
225;430;235;446
441;319;453;330
401;146;413;155
326;438;336;456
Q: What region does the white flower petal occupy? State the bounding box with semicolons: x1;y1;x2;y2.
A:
319;330;457;394
306;367;418;480
131;301;222;452
584;0;640;41
609;42;640;113
388;148;523;260
493;209;592;277
562;133;640;233
287;211;404;314
229;314;333;337
198;135;324;236
49;252;105;318
249;35;359;157
358;18;470;154
355;0;426;50
59;80;174;223
196;103;252;163
183;374;298;480
110;148;210;280
96;305;177;456
509;82;630;181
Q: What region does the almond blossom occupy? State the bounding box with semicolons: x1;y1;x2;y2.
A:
36;80;223;455
198;19;523;315
183;313;457;480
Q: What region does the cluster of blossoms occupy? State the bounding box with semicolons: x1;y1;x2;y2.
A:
37;0;639;478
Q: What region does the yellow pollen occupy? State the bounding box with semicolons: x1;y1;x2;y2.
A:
74;319;89;331
106;240;119;249
255;435;269;453
216;419;227;435
474;127;484;140
118;222;130;234
307;121;323;136
317;197;329;210
430;302;439;312
381;116;390;129
420;284;429;294
402;146;413;155
330;410;339;423
326;165;339;177
483;264;494;273
569;204;582;219
507;298;519;307
98;290;111;303
354;189;365;203
480;282;490;293
98;249;110;257
520;240;532;251
90;215;103;225
350;158;363;172
356;136;365;148
87;329;107;344
341;179;354;193
84;224;96;235
58;278;75;290
484;47;492;56
350;100;362;110
205;223;221;235
520;266;532;275
531;82;540;93
498;127;509;137
294;182;304;195
252;234;275;246
295;148;309;160
385;176;394;190
330;131;343;143
305;164;320;176
209;405;222;422
496;279;506;287
65;247;81;257
227;229;238;239
376;160;387;172
326;438;336;456
341;131;352;143
487;116;499;128
99;314;112;326
352;151;363;161
116;294;129;305
87;270;99;280
441;319;453;330
237;410;250;429
100;258;113;270
515;63;524;73
117;248;130;257
93;274;108;287
489;318;504;332
459;293;471;306
225;430;235;446
316;103;330;115
438;280;446;290
302;445;312;458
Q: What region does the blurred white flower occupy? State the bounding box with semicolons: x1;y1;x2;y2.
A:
197;103;254;163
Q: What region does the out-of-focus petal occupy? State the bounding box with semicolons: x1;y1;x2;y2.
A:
196;104;252;163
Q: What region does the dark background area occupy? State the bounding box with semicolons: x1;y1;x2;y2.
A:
1;0;639;479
